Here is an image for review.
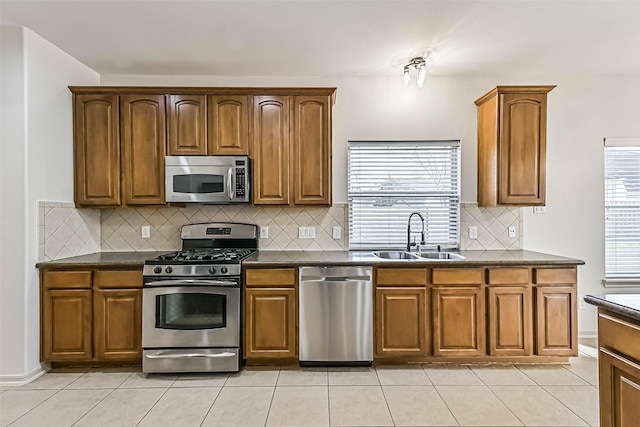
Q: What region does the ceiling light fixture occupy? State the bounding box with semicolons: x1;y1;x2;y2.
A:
402;50;434;88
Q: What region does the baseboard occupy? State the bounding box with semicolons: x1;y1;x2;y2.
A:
0;365;47;386
578;330;598;339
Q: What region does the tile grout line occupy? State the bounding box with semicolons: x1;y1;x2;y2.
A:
483;384;527;427
198;381;226;427
374;367;396;427
69;384;121;427
538;384;594;427
132;386;172;427
262;368;280;427
420;364;463;426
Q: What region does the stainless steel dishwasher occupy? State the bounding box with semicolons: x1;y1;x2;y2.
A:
299;266;373;366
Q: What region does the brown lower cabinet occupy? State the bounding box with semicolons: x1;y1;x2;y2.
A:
244;268;297;360
432;268;485;357
597;310;640;427
375;267;429;358
40;268;142;364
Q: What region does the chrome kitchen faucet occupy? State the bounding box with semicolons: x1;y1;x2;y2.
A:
407;212;426;252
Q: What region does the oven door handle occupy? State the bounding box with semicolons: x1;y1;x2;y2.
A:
144;279;238;287
145;351;236;359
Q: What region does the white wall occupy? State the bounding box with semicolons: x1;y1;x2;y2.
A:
0;26;99;382
104;73;640;335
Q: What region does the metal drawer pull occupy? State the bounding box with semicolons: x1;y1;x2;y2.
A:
145;352;235;359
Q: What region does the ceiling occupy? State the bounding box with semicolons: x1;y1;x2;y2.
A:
2;0;640;78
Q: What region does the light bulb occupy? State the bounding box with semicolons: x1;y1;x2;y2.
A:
403;67;410;86
416;65;426;88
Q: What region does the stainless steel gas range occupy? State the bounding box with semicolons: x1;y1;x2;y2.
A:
142;222;258;373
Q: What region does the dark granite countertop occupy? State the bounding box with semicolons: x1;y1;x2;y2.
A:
36;249;584;269
243;250;584;267
35;252;168;269
584;294;640;322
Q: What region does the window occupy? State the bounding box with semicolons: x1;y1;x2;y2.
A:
604;138;640;283
348;140;460;249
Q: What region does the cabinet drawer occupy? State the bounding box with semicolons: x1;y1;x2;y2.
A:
94;270;143;289
534;268;576;284
432;268;483;285
43;271;92;289
487;268;530;285
245;268;296;287
599;311;640;361
376;268;427;286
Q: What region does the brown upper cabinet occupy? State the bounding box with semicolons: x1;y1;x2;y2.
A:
167;94;250;155
208;95;249;155
167;95;207;155
72;91;167;207
74;94;120;206
71;87;335;207
475;85;555;207
120;95;166;205
252;93;333;206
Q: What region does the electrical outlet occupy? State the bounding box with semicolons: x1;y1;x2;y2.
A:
141;226;150;239
468;226;478;239
508;226;517;238
332;226;342;239
533;206;547;214
298;227;315;239
260;226;269;239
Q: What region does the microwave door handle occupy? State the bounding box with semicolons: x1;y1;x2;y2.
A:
227;168;235;200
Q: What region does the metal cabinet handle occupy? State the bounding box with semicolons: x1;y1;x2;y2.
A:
145;351;235;359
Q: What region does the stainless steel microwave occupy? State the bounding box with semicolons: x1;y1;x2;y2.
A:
165;156;250;203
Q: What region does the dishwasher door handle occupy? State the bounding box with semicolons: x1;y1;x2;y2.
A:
300;276;371;282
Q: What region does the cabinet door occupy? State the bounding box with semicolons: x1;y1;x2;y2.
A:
74;94;120;206
535;286;577;356
167;95;207;155
120;95;166;205
599;348;640;427
487;286;532;356
94;288;142;360
208;95;249;155
244;287;296;358
291;96;331;205
252;96;290;204
499;92;547;205
432;287;485;356
42;289;92;361
375;287;428;357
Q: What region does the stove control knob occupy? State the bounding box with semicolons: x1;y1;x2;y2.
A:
165;266;173;274
208;267;217;275
220;266;228;274
153;266;162;274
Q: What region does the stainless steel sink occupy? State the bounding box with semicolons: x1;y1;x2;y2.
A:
371;251;421;260
417;252;466;260
371;250;466;261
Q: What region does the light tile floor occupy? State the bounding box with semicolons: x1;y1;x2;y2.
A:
0;349;599;427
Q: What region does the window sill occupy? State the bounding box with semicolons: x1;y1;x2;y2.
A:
602;278;640;288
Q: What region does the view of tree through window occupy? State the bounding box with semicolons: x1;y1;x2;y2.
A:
348;141;460;249
604;138;640;278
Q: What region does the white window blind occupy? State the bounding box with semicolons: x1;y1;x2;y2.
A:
348;140;460;250
604;138;640;280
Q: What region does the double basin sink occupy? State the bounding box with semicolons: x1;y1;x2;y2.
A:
371;250;465;261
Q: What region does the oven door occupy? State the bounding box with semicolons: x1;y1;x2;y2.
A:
142;282;240;349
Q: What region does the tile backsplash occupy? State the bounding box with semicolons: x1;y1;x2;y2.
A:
460;203;522;250
38;201;522;261
38;201;101;261
101;204;348;252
